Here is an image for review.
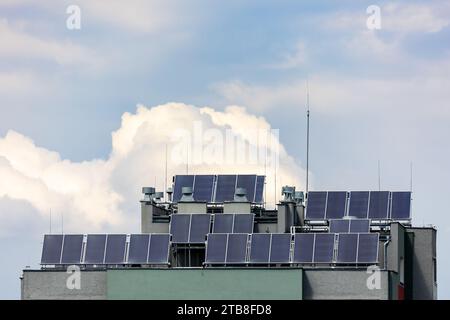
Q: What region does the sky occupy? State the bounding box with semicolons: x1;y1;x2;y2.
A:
0;0;449;299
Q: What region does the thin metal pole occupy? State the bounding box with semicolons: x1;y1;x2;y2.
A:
306;80;310;194
165;143;168;201
378;160;381;191
410;162;413;192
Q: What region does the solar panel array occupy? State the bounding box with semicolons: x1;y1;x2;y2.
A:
329;219;370;233
306;191;411;221
41;234;170;265
172;174;265;203
205;232;379;265
212;214;254;233
170;214;211;244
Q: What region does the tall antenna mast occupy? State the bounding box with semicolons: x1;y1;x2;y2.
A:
378;160;381;191
306;80;310;194
186;142;189;175
410;161;413;192
264;129;268;208
165;143;168;201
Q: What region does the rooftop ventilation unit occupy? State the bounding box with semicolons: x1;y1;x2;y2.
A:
282;186;295;202
142;187;155;201
234;187;248;202
153;192;164;203
294;191;304;204
180;187;194;202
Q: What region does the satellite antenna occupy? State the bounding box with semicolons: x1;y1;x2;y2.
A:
306;80;310;194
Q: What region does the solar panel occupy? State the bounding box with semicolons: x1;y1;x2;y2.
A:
189;214;211;243
249;233;271;263
205;234;227;264
368;191;390;219
390;191;411;220
254;176;265;203
226;234;248;263
325;192;347;219
292;233;314;263
84;234;107;264
313;233;335;263
270;234;291;263
41;234;63;264
212;214;233;233
306;191;327;220
329;219;350;233
104;234;127;264
128;234;150;264
233;214;254;233
173;175;195;202
170;214;191;243
60;234;84;264
214;175;237;202
348;191;369;218
148;234;170;264
337;233;358;263
357;233;379;264
349;219;370;233
193;175;215;202
236;174;257;202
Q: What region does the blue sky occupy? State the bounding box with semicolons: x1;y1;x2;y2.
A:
0;0;449;299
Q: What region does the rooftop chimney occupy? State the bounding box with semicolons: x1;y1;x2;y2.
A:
234;187;248;202
180;187;194;202
142;187;155;201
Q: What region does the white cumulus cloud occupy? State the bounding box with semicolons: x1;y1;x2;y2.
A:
0;103;305;235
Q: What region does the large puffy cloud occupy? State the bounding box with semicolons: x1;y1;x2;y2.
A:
0;103;305;234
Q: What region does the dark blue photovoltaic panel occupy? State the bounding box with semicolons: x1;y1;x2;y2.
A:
205;234;227;264
306;192;327;220
61;235;84;264
337;233;358;263
193;175;215;202
348;191;369;218
293;234;314;263
349;219;370;233
313;233;335;263
226;234;248;263
148;234;170;264
189;214;211;243
233;214;254;233
170;214;190;243
173;175;195;202
236;174;257;202
128;234;150;264
357;233;379;264
214;175;237;203
326;192;347;219
104;234;126;264
254;176;265;203
368;191;390;219
270;234;291;263
249;233;271;263
329;219;350;233
84;234;107;264
213;214;234;233
41;234;63;264
390;192;411;220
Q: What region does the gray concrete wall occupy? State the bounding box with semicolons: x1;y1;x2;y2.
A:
141;203;169;233
409;228;437;299
21;270;106;300
303;269;390;300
